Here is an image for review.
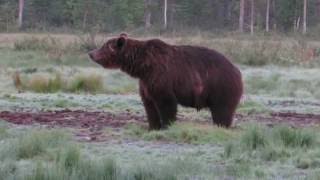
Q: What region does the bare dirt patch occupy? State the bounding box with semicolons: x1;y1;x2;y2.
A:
1;110;320;129
0;110;147;141
0;110;145;128
235;112;320;127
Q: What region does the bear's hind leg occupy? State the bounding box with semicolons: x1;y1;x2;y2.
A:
210;106;235;128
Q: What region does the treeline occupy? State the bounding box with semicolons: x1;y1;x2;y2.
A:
0;0;319;34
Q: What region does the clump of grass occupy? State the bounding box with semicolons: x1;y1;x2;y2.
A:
52;99;79;108
24;157;203;180
125;124;148;137
245;73;281;95
13;73;104;94
25;155;119;180
126;123;237;144
273;126;315;148
14;36;62;51
225;160;252;178
59;146;81;171
0;127;7;139
223;142;236;158
112;83;138;94
129;164;178;180
244;69;320;99
68;74;103;93
240;125;268;151
237;99;269;114
239;40;286;66
128;158;205;180
224;123;318;163
1;129;70;160
259;145;290;161
0;121;9;140
296;157;313;169
0;161;17;179
24;74;63;93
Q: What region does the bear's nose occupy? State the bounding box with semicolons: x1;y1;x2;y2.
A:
88;51;94;59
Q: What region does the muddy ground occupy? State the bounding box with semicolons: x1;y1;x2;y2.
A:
1;107;320;142
1;109;320;129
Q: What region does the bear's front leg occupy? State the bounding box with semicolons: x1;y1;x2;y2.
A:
140;83;162;130
153;93;177;129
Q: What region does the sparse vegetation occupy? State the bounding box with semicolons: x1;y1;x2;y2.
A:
14;36;63;52
0;129;71;160
223;124;318;164
14;73;104;93
0;127;209;180
237;99;270;114
68;74;103;93
126;123;238;144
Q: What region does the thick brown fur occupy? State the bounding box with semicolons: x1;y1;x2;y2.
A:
89;34;243;130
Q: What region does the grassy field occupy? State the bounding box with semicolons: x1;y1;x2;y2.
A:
1;33;320;179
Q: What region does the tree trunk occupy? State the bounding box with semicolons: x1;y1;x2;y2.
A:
163;0;167;29
295;17;300;32
82;10;88;30
303;0;307;34
266;0;270;32
144;0;151;29
318;0;320;18
239;0;245;32
250;0;254;35
18;0;24;29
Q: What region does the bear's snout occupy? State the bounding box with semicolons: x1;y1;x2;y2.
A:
88;50;99;61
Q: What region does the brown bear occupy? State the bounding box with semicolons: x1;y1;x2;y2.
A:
89;33;243;130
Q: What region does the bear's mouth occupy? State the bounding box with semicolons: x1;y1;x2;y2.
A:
88;53;119;69
88;50;100;62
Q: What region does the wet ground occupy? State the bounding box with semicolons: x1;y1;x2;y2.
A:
1;109;320;129
1;93;320;141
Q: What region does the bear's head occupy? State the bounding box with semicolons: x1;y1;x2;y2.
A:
88;33;128;69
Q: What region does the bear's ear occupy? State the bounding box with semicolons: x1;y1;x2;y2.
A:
119;33;128;38
117;37;126;49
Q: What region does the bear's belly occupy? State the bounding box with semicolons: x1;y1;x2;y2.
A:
176;91;207;109
174;77;207;109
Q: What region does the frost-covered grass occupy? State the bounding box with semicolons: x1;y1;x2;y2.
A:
125;122;238;144
222;124;320;179
0;121;320;179
7;67;138;94
243;66;320;99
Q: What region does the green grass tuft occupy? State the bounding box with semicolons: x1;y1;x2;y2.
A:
15;73;104;94
59;146;81;171
237;100;270;114
25;74;63;93
223;123;319;166
0;129;70;160
273;126;316;148
126;123;237;144
14;37;62;51
0;121;8;140
241;125;268;151
68;74;103;93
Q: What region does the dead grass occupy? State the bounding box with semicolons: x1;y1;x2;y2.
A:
3;33;320;67
68;74;103;93
14;73;104;93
